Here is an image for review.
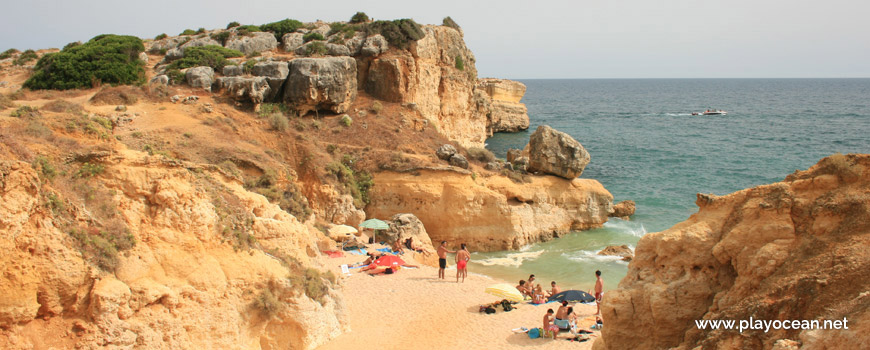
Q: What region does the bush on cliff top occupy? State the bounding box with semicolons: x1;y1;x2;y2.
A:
302;32;324;42
349;12;369;24
23;35;145;90
443;16;461;31
0;48;19;60
166;45;243;71
13;49;38;66
366;19;425;50
260;18;303;41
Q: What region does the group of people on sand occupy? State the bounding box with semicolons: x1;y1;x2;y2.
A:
436;241;471;282
518;271;605;339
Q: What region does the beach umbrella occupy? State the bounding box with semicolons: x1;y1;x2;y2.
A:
548;290;596;303
328;224;358;238
373;255;406;267
485;283;524;302
360;218;390;242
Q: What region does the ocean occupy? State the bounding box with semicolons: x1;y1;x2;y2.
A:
477;78;870;291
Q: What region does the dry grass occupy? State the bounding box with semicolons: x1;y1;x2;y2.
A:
89;86;143;105
42;99;84;114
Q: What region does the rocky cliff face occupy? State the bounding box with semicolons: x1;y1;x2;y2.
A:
366;169;613;251
477;78;530;133
0;153;347;350
598;154;870;350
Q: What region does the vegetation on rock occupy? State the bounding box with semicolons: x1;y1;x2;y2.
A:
260;18;303;41
166;45;243;71
349;12;369;24
13;49;38;66
180;29;197;36
23;35;145;90
226;21;240;29
366;19;425;49
0;48;18;59
443;16;461;31
155;33;168;40
302;32;324;42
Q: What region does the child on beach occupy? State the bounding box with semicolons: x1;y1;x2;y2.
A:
543;309;559;339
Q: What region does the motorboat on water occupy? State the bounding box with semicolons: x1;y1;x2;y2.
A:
692;109;728;116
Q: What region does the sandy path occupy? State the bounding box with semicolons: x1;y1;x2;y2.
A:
317;253;600;350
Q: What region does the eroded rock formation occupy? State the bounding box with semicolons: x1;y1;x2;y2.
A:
528;125;591;179
366;169;613;251
598;154;870;350
284;57;358;115
477;78;530;133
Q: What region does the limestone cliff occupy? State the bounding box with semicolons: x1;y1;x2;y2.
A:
0;153;347;350
366;169;613;251
477;78;530;133
597;154;870;350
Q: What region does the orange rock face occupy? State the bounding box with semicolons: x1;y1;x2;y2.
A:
598;154;870;350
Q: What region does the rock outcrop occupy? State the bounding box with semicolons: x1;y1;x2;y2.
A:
477;78;530;133
284;57;357;115
599;154;870;350
0;155;347;349
597;245;633;261
527;125;590;179
282;33;304;52
185;66;214;91
225;32;278;55
609;200;636;218
366;169;613;251
217;76;271;104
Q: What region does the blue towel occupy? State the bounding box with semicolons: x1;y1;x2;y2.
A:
376;248;392;253
348;248;368;255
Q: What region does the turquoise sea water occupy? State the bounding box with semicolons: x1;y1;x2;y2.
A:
476;78;870;291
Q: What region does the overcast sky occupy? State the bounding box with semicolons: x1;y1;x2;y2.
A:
2;0;868;79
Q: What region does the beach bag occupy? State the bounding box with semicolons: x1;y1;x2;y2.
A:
501;299;513;312
528;328;541;339
484;306;496;314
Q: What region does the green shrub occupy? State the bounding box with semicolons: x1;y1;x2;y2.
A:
455;55;464;70
63;41;81;51
304;42;327;56
211;31;232;45
166;69;185;84
32;156;57;180
46;192;64;213
349;12;369;24
443;16;461;31
236;24;261;36
13;49;38;66
166;45;243;71
75;162;105;178
253;289;282;317
180;29;197;36
279;183;312;219
155;33;168;40
370;101;383;114
289;268;332;303
467;147;495;163
243;59;258;73
340;114;352;127
260;18;303;41
328;22;359;39
10;105;39;118
366;19;425;49
218;160;241;178
303;32;324;42
69;226;135;272
0;48;18;60
227;21;240;29
196;27;206;34
269;113;289;131
258;103;287;118
23;35;145;90
326;159;373;208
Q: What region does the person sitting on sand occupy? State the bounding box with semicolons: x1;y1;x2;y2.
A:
532;285;547;304
565;306;580;334
549;281;562;297
543;309;559;339
404;237;425;253
516;280;532;298
391;236;405;254
554;301;570;329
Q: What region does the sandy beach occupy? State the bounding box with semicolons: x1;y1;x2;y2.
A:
317;251;601;350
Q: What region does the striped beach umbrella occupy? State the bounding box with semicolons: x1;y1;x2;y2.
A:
485;283;524;302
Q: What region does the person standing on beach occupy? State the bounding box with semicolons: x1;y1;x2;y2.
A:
455;243;470;283
528;274;537;291
592;270;603;315
437;241;455;280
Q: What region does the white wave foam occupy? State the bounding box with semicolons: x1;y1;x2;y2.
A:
604;219;647;237
563;250;630;265
476;250;545;267
665;113;693;116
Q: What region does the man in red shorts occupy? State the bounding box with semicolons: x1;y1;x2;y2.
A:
455;243;470;283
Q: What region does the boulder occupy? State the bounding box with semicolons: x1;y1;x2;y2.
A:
216;76;271;104
294;41;327;56
252;61;289;96
361;35;388;56
222;65;243;77
449;154;469;169
164;48;184;62
527;125;590;179
225;32;278;55
344;32;366;56
326;43;350;56
484;162;501;171
282;33;304;52
506;149;523;163
364;54;416;103
597;245;633;261
138;52;149;63
311;24;330;37
148;36;188;53
436;144;457;161
609;200;636;218
477;78;530;132
179;36;221;51
149;75;169;86
185;66;214;91
283;57;357;115
512;156;529;171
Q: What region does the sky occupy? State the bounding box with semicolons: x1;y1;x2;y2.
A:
1;0;869;79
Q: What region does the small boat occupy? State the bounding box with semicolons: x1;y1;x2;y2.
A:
692;109;727;116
